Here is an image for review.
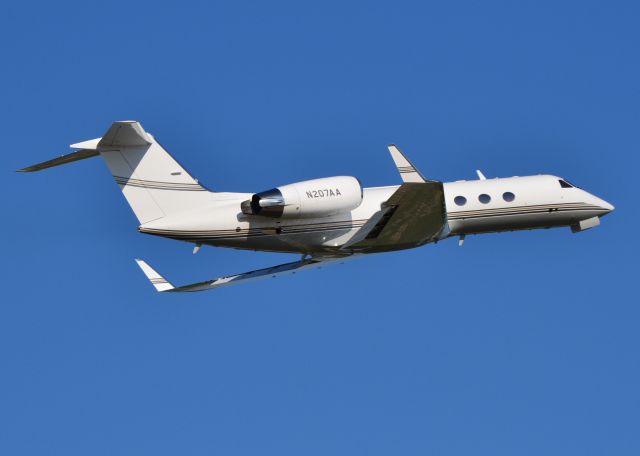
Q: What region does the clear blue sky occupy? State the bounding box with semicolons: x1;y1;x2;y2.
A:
1;1;638;454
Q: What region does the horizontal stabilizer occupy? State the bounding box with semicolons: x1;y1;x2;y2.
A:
17;120;152;173
17;148;99;172
135;257;347;293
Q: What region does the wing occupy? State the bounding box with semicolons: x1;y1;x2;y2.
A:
344;182;446;252
341;145;447;253
340;206;394;250
135;256;350;293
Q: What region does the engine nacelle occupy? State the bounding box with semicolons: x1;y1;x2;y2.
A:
241;176;363;218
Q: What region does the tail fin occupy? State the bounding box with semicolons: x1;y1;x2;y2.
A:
19;121;216;224
97;121;211;223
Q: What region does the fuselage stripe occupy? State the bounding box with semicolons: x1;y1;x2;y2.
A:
139;202;605;242
447;204;602;220
114;176;206;191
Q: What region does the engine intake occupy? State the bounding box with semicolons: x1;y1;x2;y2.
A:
241;176;363;218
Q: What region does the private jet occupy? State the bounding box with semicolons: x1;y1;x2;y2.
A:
19;121;614;292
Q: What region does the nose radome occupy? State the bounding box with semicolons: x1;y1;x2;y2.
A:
583;189;614;213
594;196;614;213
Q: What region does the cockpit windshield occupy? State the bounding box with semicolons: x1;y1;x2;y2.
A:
558;179;578;189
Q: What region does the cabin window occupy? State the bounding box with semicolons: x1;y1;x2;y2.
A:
503;191;515;202
478;194;491;204
454;196;467;206
559;179;573;188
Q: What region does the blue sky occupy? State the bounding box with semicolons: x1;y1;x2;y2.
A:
1;1;639;454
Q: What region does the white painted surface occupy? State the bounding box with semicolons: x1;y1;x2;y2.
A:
20;121;615;292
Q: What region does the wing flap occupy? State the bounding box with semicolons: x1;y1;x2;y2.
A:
340;206;393;249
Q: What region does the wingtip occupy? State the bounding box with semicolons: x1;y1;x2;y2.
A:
386;143;427;183
134;258;174;292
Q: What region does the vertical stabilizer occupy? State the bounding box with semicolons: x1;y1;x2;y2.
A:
18;121;218;225
96;122;210;223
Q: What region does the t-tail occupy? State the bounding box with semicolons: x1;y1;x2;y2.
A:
18;121;220;224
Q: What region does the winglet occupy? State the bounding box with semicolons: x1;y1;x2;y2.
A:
387;144;426;183
135;259;174;292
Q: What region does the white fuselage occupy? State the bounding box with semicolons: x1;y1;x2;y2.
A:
21;121;616;292
139;174;613;254
442;174;612;236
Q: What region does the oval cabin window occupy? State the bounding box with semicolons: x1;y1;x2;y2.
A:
478;194;491;204
454;196;467;206
503;192;515;202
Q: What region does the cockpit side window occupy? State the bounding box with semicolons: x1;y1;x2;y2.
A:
559;179;574;188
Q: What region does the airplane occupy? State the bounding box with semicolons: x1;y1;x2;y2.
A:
18;121;614;292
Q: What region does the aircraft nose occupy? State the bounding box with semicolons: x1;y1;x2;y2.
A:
583;189;614;214
601;199;615;212
593;195;614;214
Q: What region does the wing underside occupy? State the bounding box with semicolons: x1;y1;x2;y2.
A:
345;181;447;252
135;256;350;293
338;144;446;252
